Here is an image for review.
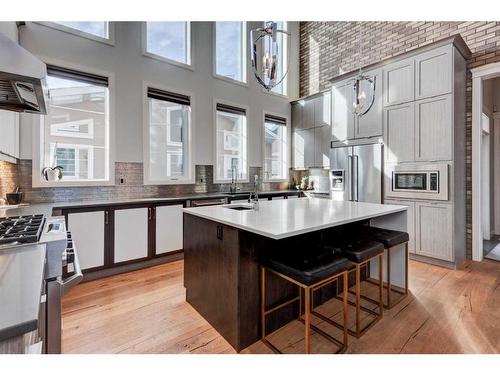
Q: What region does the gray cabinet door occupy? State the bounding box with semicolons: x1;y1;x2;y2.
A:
383;57;415;106
293;128;315;168
302;98;315;129
415;202;453;261
314;125;331;168
291;102;304;130
415;45;452;100
67;211;106;270
332;82;355;141
415;94;452;161
384;102;415;163
384;199;416;254
314;91;331;127
356;69;383;139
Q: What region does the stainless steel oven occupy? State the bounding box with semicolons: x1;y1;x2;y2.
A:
386;163;449;201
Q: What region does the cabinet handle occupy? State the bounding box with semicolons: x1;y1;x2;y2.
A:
105;211;109;225
148;207;152;220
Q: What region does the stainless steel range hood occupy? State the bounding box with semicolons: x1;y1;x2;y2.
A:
0;32;47;114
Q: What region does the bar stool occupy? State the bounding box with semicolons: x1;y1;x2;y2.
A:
361;227;410;309
339;238;384;338
260;246;352;354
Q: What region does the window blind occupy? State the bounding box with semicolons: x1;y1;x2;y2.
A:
147;87;191;106
46;65;109;87
264;114;287;126
216;103;246;116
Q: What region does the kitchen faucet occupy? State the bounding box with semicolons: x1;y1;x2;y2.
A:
229;165;240;193
250;175;259;210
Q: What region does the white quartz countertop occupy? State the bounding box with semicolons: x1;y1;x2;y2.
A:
183;198;408;240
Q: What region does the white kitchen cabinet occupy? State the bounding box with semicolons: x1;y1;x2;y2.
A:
415;94;452;161
415;45;452;100
314;91;331;128
293;128;315;169
155;205;183;255
356;69;383;139
114;207;149;263
384;199;416;254
332;81;355;142
0;110;19;161
415;202;453;261
314;125;331;168
384;102;415;163
383;57;415;106
67;210;106;270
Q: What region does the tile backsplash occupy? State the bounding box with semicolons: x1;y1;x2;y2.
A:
1;160;291;203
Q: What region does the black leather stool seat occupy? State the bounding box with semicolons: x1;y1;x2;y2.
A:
360;227;409;248
261;248;352;286
337;239;384;263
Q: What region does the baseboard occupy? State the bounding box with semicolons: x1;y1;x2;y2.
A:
409;253;457;270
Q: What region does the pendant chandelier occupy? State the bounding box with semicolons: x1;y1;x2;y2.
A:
352;22;376;117
250;22;290;91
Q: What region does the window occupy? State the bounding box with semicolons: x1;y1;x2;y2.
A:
40;65;110;183
215;22;246;83
215;103;247;182
54;22;108;39
264;114;287;180
146;87;191;183
266;21;288;96
145;22;191;65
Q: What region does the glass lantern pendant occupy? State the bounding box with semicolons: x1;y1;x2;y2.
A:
250;22;290;91
351;22;376;117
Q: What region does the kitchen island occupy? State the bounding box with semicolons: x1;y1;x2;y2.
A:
183;198;408;351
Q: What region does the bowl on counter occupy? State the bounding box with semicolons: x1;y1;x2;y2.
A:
5;192;23;205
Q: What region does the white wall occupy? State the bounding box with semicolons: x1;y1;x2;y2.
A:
17;21;300;169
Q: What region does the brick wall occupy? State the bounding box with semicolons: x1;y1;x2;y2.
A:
299;21;500;259
0;161;19;204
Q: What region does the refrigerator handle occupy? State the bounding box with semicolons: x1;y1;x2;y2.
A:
348;155;353;201
353;155;359;202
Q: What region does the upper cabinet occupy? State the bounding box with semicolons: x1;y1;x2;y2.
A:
415;94;452;161
314;91;331;127
356;68;383;139
415;46;452;100
384;102;415;164
0;110;20;162
332;80;355;142
383;57;414;106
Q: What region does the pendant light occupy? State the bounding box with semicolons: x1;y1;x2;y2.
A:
250;22;290;91
352;22;376;117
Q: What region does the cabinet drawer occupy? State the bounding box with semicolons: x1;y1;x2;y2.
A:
415;95;452;161
415;202;453;261
383;58;415;106
415;46;452;100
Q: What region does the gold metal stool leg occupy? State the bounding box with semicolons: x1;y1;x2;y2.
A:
304;286;311;354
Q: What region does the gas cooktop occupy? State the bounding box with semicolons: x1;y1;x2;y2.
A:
0;214;46;246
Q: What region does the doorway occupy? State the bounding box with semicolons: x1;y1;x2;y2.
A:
472;63;500;261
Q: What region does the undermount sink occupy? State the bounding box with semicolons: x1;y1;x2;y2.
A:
224;203;254;211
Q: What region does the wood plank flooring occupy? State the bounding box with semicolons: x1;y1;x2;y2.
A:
62;259;500;354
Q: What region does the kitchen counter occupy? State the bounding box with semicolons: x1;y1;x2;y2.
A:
0;244;46;341
183;198;407;240
0;190;301;218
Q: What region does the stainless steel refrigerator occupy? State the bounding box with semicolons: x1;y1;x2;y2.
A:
329;142;383;203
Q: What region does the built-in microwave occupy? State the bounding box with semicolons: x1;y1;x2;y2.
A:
386;163;449;201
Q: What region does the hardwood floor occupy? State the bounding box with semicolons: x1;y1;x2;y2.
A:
62;259;500;354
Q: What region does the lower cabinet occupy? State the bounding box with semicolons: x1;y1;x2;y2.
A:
384;199;415;254
114;207;149;263
67;210;106;271
415;202;453;261
64;202;185;273
155;204;183;255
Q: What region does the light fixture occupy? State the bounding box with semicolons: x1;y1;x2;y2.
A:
250;22;290;91
351;22;376;117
